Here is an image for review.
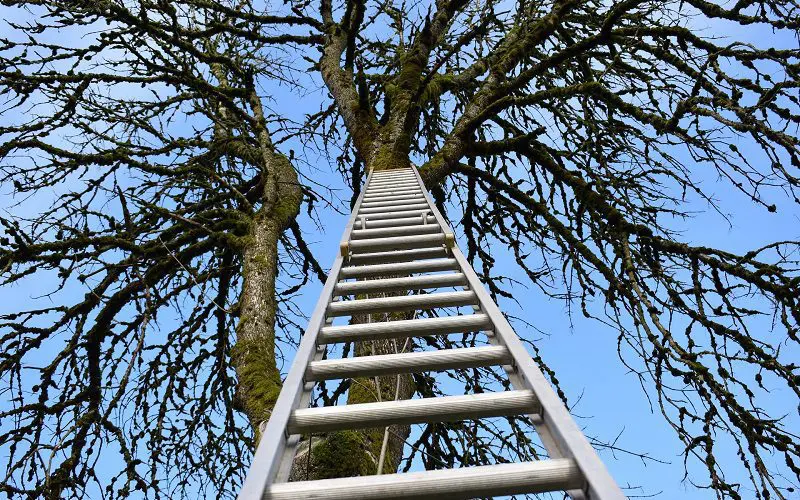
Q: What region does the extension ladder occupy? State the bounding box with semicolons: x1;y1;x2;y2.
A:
239;167;625;499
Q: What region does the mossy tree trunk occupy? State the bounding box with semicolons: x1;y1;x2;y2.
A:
230;80;304;433
312;32;428;469
310;17;428;471
232;154;302;433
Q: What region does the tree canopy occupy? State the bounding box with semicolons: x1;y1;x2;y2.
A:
0;0;798;498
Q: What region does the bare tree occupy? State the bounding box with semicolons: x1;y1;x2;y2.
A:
0;1;323;497
1;0;798;499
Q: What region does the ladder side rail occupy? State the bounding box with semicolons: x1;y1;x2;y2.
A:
481;323;588;500
237;170;374;500
273;337;328;482
470;300;583;498
408;166;625;500
478;317;562;450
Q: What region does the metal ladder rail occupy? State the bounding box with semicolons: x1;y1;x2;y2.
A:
238;167;625;500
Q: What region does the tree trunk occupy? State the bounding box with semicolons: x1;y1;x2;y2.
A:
232;155;302;435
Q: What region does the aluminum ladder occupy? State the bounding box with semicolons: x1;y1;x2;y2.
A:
238;167;625;499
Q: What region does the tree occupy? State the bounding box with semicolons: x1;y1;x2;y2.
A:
0;0;798;498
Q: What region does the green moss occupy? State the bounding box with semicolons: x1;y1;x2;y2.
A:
269;153;302;227
228;151;303;440
230;335;282;435
370;147;412;172
419;78;445;104
252;253;270;269
384;83;399;99
308;431;377;479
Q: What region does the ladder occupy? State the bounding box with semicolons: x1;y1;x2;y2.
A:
238;167;625;500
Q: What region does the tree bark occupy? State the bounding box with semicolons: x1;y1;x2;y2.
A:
232;154;302;434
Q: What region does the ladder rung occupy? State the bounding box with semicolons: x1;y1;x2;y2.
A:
362;193;423;203
370;175;416;183
287;390;538;434
264;459;581;500
367;181;419;194
351;224;440;240
359;203;429;215
366;185;420;192
370;177;417;184
355;209;431;221
353;216;436;230
371;172;415;178
365;188;420;196
340;258;458;278
350;233;444;253
327;291;477;317
361;197;427;209
334;272;467;295
364;188;421;197
367;177;419;187
318;313;491;343
373;169;414;176
346;247;447;265
372;169;414;175
364;181;422;191
306;345;511;381
362;194;422;203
